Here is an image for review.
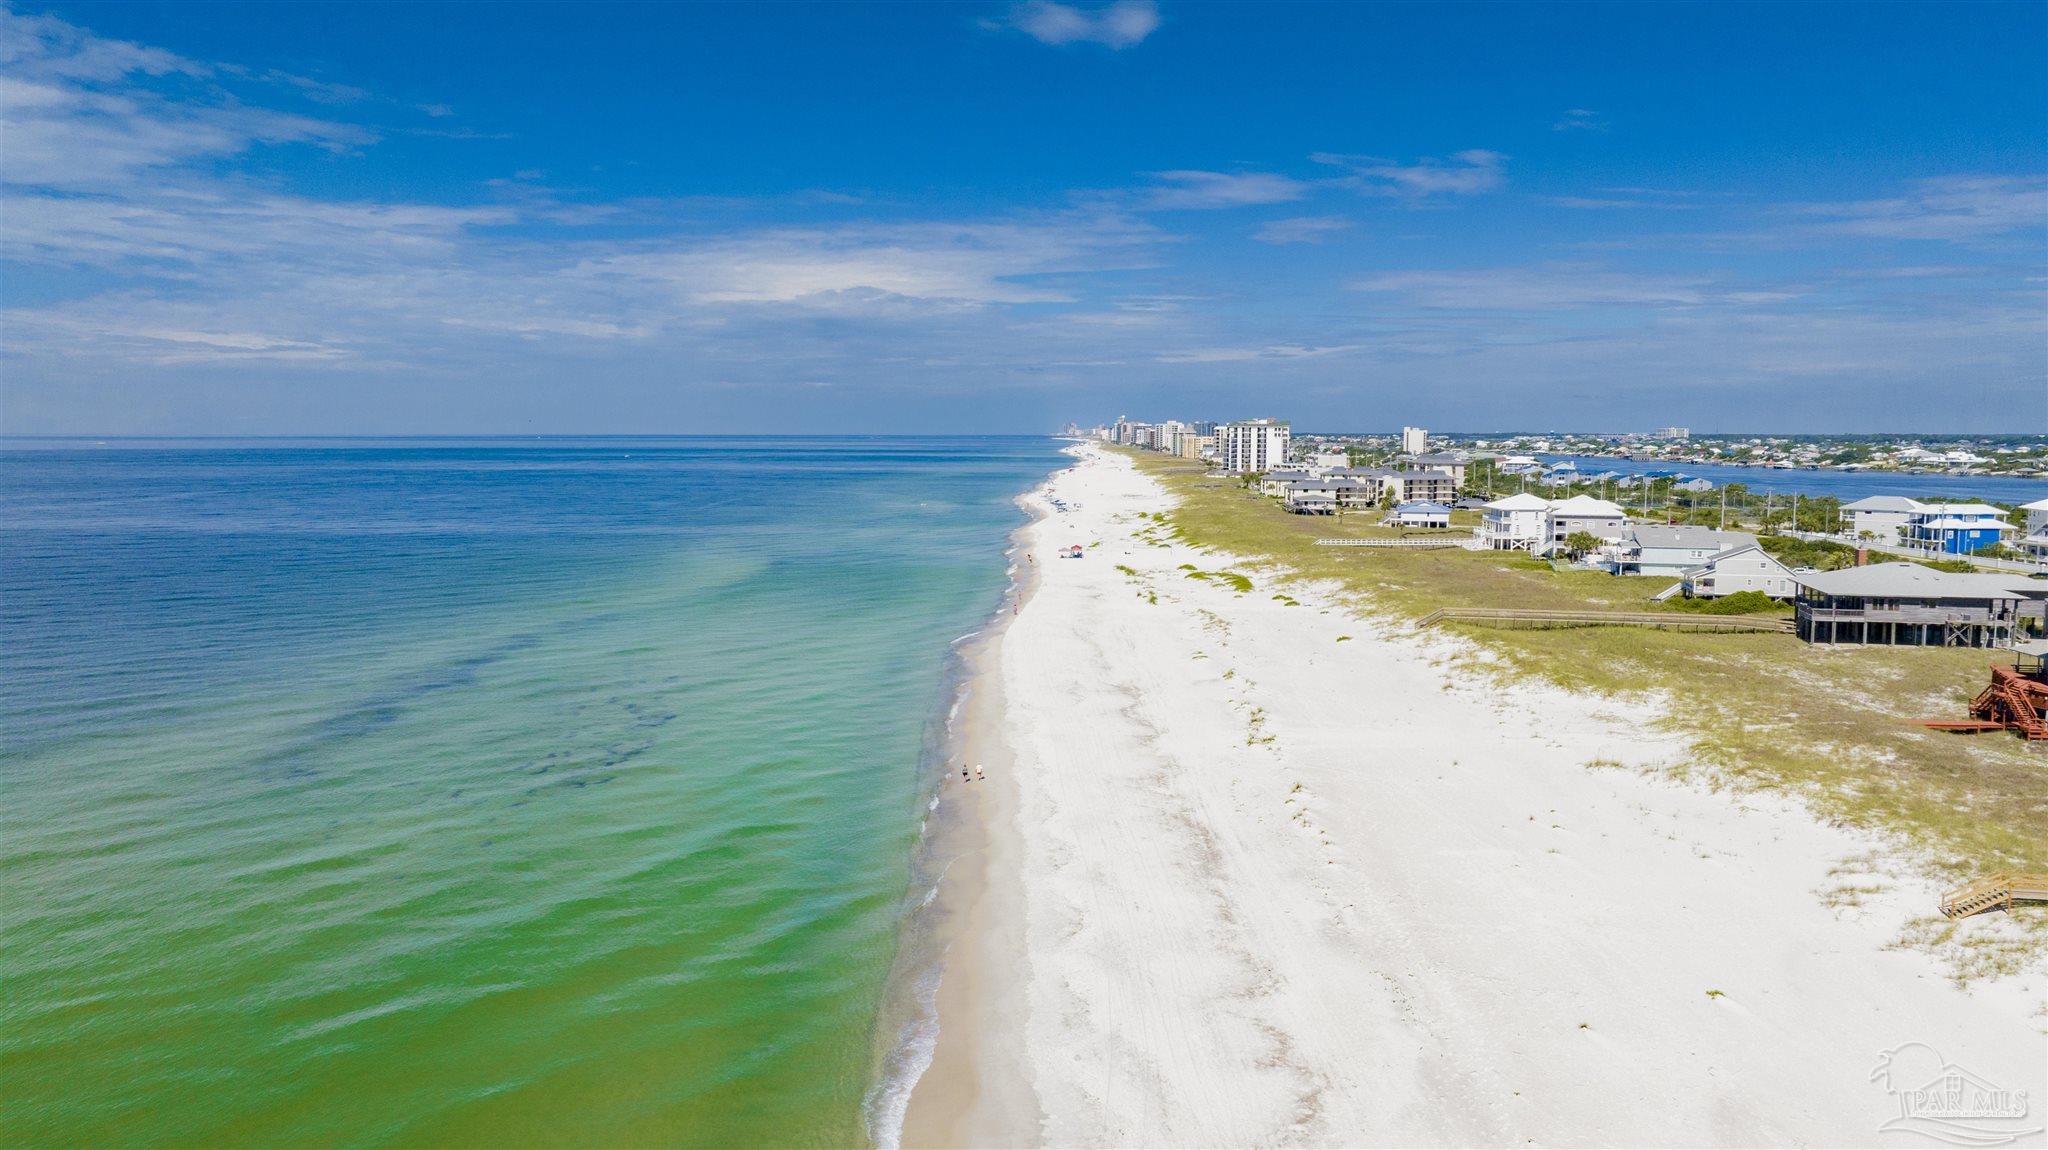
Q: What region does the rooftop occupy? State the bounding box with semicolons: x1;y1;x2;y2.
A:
1840;496;1928;513
1627;526;1756;551
1794;563;2046;600
1908;503;2009;518
1549;495;1627;517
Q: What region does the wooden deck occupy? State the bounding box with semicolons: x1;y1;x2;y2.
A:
1414;607;1795;634
1941;873;2048;919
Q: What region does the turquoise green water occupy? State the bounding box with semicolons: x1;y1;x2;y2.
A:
1;437;1060;1147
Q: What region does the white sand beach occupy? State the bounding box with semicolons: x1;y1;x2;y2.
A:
901;443;2045;1148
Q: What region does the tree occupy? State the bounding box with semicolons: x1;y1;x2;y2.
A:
1563;530;1603;558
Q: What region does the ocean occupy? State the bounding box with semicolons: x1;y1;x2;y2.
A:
0;436;1064;1148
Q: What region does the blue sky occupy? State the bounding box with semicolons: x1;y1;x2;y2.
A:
2;1;2043;434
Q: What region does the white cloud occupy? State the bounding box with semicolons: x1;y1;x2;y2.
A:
1552;108;1606;132
1253;215;1353;244
1144;170;1306;210
1544;192;1710;210
1004;0;1161;49
1156;342;1361;363
1794;175;2047;241
0;6;205;83
0;10;371;191
1314;149;1507;198
1353;266;1709;309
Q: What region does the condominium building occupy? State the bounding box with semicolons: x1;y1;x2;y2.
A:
1219;419;1291;474
1400;426;1428;455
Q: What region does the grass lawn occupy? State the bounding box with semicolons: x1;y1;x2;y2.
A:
1129;450;2047;974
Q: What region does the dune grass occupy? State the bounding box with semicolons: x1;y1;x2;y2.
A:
1129;449;2048;891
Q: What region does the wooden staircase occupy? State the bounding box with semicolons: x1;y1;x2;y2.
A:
1968;665;2048;740
1941;873;2048;920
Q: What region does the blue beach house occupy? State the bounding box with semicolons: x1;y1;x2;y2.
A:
1902;503;2014;556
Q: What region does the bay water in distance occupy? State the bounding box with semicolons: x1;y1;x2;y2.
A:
1;436;1064;1147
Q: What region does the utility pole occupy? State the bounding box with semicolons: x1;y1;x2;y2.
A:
1720;488;1728;531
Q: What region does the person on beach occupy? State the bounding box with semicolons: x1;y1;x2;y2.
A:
961;766;970;782
974;765;985;781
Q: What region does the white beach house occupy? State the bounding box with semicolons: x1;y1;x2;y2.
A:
1543;495;1629;554
1838;496;1926;542
1481;493;1550;551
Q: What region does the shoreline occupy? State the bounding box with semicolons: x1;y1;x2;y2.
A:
873;450;1070;1149
895;443;2043;1147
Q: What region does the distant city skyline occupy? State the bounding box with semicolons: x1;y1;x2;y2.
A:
3;1;2044;434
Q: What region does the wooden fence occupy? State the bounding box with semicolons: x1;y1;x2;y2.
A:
1413;607;1794;634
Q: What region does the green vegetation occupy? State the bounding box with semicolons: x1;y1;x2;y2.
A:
1756;533;1857;571
1662;591;1788;616
1121;448;2048;958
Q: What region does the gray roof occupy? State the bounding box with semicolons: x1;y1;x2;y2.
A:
1680;542;1789;577
1840;496;1926;513
1792;563;2047;600
1627;526;1756;551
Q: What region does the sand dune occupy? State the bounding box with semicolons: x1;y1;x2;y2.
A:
903;443;2044;1148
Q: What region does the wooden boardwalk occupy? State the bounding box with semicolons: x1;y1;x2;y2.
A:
1941;873;2048;919
1414;607;1795;634
1314;537;1480;550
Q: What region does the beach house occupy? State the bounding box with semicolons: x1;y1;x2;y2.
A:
1607;526;1756;577
1543;495;1629;554
1481;493;1550;551
1386;501;1452;528
1838;496;1927;542
1901;503;2014;556
1665;543;1797;600
1793;564;2047;647
2021;497;2048;558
